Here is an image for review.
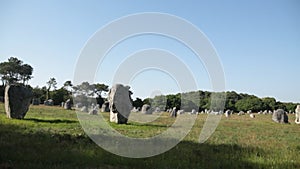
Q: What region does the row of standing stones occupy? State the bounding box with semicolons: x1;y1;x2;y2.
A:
2;84;300;125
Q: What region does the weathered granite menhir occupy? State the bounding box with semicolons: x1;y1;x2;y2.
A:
272;109;288;124
108;84;133;124
5;84;33;119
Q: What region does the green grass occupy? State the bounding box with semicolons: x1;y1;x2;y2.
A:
0;103;299;169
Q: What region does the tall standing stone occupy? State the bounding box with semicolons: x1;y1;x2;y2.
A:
5;85;33;119
272;109;289;124
64;99;72;110
101;101;110;112
108;84;133;124
295;105;300;124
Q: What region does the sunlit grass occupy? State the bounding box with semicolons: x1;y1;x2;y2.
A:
0;103;299;169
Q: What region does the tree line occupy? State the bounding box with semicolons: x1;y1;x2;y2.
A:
147;91;298;113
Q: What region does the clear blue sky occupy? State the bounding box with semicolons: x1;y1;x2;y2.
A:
0;0;299;102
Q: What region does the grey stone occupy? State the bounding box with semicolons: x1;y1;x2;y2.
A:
295;105;300;124
89;108;98;115
131;107;139;113
64;99;72;110
108;84;133;124
5;85;33;119
141;104;152;114
32;98;40;105
80;106;88;112
90;103;95;110
238;111;245;116
75;103;83;108
250;114;255;118
177;110;185;115
272;109;288;124
191;109;197;114
225;110;231;117
154;107;161;113
170;107;177;117
44;99;54;106
101;101;110;112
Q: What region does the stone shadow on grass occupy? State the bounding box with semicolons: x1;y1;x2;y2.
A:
0;123;299;169
24;118;77;124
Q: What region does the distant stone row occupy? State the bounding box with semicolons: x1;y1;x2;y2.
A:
3;84;300;125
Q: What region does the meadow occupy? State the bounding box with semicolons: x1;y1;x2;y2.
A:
0;103;299;169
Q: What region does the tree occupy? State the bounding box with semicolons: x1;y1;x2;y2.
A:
166;94;181;110
133;97;143;109
19;64;33;85
225;91;241;111
0;57;33;85
63;80;73;90
152;95;167;110
63;80;73;100
262;97;276;111
46;78;57;100
52;88;71;105
143;98;152;106
32;86;47;103
235;96;263;112
284;102;297;113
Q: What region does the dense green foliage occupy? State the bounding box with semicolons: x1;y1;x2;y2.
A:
0;104;299;169
0;57;33;85
146;91;298;112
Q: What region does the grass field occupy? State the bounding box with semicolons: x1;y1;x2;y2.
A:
0;103;299;169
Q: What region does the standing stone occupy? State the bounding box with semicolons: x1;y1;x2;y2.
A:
44;99;54;106
250;113;255;118
101;101;110;112
108;84;133;124
64;99;72;110
141;104;152;114
80;106;88;112
177;110;185;115
295;105;300;124
89;106;98;115
268;110;273;115
170;107;177;117
191;109;197;114
32;98;40;105
154;107;161;113
238;111;245;116
272;109;289;123
224;110;231;118
75;102;83;108
5;85;33;119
